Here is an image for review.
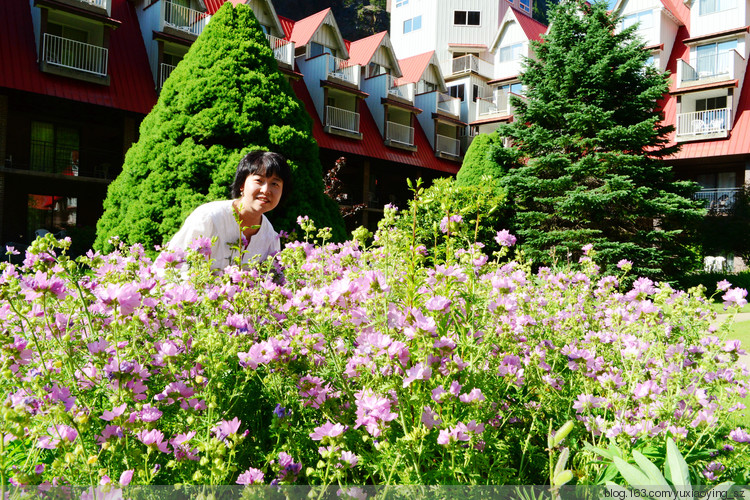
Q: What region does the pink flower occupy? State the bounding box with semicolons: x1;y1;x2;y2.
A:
728;427;750;443
421;406;442;429
723;288;748;308
425;296;451;312
309;421;346;441
140;404;162;422
717;279;732;291
494;230;517;247
236;467;264;485
339;451;358;468
403;363;432;388
37;425;78;449
214;417;242;441
136;429;170;453
572;393;606;413
95;283;142;315
100;404;127;421
459;388;485;403
119;470;133;486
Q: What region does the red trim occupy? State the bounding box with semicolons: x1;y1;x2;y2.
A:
320;80;369;98
35;0;122;27
471;115;512;125
431;112;467;126
153;30;194;46
644;43;664;51
669;79;738;95
683;26;749;44
380;97;422;114
489;75;520;85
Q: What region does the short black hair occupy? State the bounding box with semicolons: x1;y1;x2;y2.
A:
231;150;292;203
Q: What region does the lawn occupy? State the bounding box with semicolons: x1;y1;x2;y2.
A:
726;318;750;428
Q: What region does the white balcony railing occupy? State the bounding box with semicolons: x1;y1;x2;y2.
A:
386;75;414;102
42;33;108;77
265;33;294;66
437;92;460;116
436;134;460;157
476;91;511;118
326;106;360;134
386;121;415;146
159;62;176;88
678;50;744;86
327;55;359;86
695;187;741;212
164;1;209;37
676;108;731;137
450;54;493;78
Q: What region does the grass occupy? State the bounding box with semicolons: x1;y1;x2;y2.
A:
726;318;750;428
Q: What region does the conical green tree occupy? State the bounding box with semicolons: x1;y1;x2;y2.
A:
495;0;704;280
95;3;345;252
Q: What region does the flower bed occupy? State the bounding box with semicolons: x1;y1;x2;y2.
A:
1;208;749;489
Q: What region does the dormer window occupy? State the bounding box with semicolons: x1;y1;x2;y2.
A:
700;0;736;15
499;43;523;63
519;0;531;13
368;62;388;78
310;42;336;58
695;39;737;76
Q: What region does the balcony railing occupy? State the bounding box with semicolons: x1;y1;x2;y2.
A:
436;92;460;116
27;140;118;179
436;134;460;157
695;187;741;213
164;1;209;37
386;75;414;102
678;50;744;86
386;121;415;146
42;33;108;77
676;108;731;137
159;62;176;88
326;106;360;134
327;55;359;86
76;0;107;8
449;54;493;79
477;92;510;118
265;33;294;66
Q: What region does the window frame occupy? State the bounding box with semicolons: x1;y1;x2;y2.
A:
454;10;481;26
403;15;422;34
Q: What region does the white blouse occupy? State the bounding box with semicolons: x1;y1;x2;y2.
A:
168;200;280;270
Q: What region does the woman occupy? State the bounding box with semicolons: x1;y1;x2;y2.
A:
168;150;291;270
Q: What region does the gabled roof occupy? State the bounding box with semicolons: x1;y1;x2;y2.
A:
611;0;689;28
204;0;286;39
279;15;295;39
490;6;547;52
394;51;446;90
348;32;402;77
0;0;156;114
286;8;349;58
290;78;459;174
661;26;750;159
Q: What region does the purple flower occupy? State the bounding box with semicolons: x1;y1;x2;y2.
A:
100;404;127;421
425;296;451;312
440;215;463;234
581;244;594;255
572;393;605;413
494;230;517;247
309;421;346;441
38;425;78;449
340;451;358;468
728;427;750;443
273;404;291;419
421;406;442;429
459;388;485;403
354;389;398;437
136;429;170;453
437;424;470;445
237;467;264;485
119;470;133;486
140;404;162;422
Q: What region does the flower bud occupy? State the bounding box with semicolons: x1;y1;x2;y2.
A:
552;421;574;447
553;470;573;486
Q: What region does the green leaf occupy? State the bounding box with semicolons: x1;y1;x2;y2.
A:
583;442;615;460
665;438;690;487
632;450;669;486
613;456;650;486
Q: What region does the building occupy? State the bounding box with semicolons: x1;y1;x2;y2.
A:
1;0;463;248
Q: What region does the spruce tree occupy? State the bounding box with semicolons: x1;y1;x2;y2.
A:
95;3;345;252
496;0;704;279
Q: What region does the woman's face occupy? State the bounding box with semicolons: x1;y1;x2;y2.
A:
239;172;284;214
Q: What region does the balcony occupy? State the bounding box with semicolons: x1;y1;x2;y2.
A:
159;62;176;88
436;134;461;158
325;106;361;139
15;140;119;179
41;33;108;81
448;54;494;79
56;0;109;15
265;34;294;68
326;55;360;87
676;50;745;88
385;121;415;149
675;108;732;141
386;75;414;103
436;92;460;117
695;187;741;213
163;1;209;38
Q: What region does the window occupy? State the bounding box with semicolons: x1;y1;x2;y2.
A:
696;96;727;111
448;84;465;102
454;10;480;26
644;54;655;67
621;10;653;31
499;82;524;95
30;122;79;175
499;43;523;63
696;39;737;76
310;42;336;58
28;194;77;238
395;0;408;6
700;0;736;15
472;84;479;102
47;23;88;43
368;62;387;78
519;0;531;13
403;15;422;34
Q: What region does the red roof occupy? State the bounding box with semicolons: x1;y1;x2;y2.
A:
204;0;243;15
287;8;330;46
348;32;387;67
395;51;436;85
0;0;156;114
510;7;547;42
660;0;690;29
661;26;750;160
279;15;295;39
290;78;459;174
